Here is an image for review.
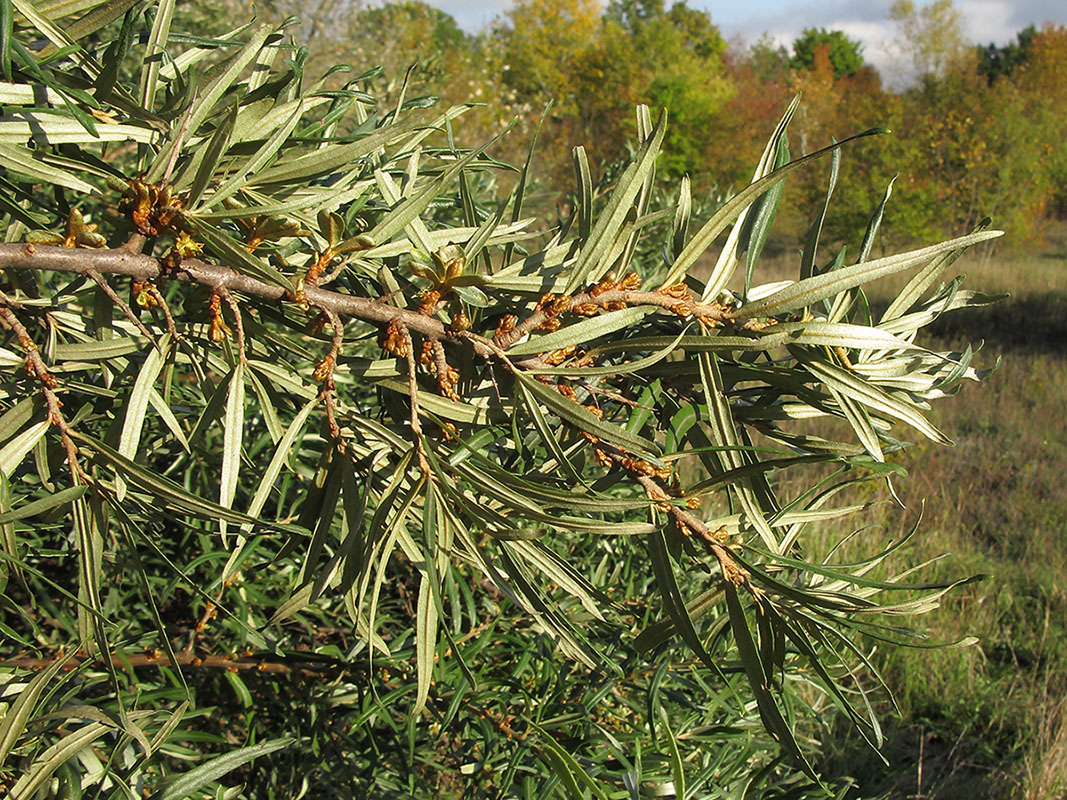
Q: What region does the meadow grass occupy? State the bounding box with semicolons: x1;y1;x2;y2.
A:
796;223;1067;798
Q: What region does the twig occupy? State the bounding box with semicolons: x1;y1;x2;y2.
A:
0;304;83;478
216;287;246;364
400;323;431;475
86;269;156;345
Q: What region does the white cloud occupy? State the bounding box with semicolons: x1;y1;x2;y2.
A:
709;0;1065;85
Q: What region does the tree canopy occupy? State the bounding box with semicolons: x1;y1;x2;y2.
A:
790;27;865;79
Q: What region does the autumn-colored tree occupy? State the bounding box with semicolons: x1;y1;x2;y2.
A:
494;0;733;181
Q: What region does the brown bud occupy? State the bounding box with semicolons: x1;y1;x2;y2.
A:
420;340;436;368
591;272;617;296
536;292;557;311
449;312;470;333
556;384;578;402
572;302;600;317
593;448;614;468
495;314;517;337
618;272;642;291
539;317;562;332
380;319;411;358
544;345;577;366
313;354;335;383
582;404;604;419
445;259;464;281
659;282;691;300
416;290;442;316
549;296;570;315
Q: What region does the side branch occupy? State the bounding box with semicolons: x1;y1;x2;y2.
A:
0;243;498;359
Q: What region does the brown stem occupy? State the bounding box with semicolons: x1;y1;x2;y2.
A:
86;269;156;345
216;287;246;364
0;304;82;477
0;650;346;677
145;283;178;339
400;323;431;475
495;287;734;350
594;442;749;587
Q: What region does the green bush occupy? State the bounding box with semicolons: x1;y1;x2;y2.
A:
0;4;1002;797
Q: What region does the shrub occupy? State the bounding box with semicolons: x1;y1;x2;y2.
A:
0;4;1002;797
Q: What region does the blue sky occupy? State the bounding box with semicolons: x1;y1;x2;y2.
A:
427;0;1066;81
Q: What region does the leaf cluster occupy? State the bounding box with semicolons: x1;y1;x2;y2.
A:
0;3;1002;797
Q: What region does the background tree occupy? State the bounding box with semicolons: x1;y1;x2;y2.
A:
790;27;865;79
0;1;1011;797
976;24;1038;84
889;0;971;82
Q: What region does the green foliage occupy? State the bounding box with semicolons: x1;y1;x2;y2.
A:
790;28;865;80
976;24;1038;83
0;1;1010;798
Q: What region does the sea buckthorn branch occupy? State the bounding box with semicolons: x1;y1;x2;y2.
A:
494;271;741;351
0;648;349;677
0;303;82;476
314;307;345;446
215;287;247;363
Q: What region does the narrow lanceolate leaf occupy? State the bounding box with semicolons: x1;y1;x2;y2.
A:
47;0;140;46
78;433;304;532
0;475;16;581
10;0;79;61
0;418;49;477
146;23;276;182
73;492;103;642
665;122;885;288
183;102;237;208
724;583;817;781
0;484;86;523
573;145;592;240
563;108;666;294
735;230;1003;319
202;100;305;209
138;0;175;111
515;372;660;458
0;114;156;144
881;217;993;324
251;116;417;185
116;333;172;502
0;655;72;767
505;306;654;356
9;722;110;800
147;737;295;800
649;527;719;672
772;321;918;351
219;361;245;538
799;353;950;444
240;396;318;528
530;721;613;800
0;144;97;193
413;574;438;716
